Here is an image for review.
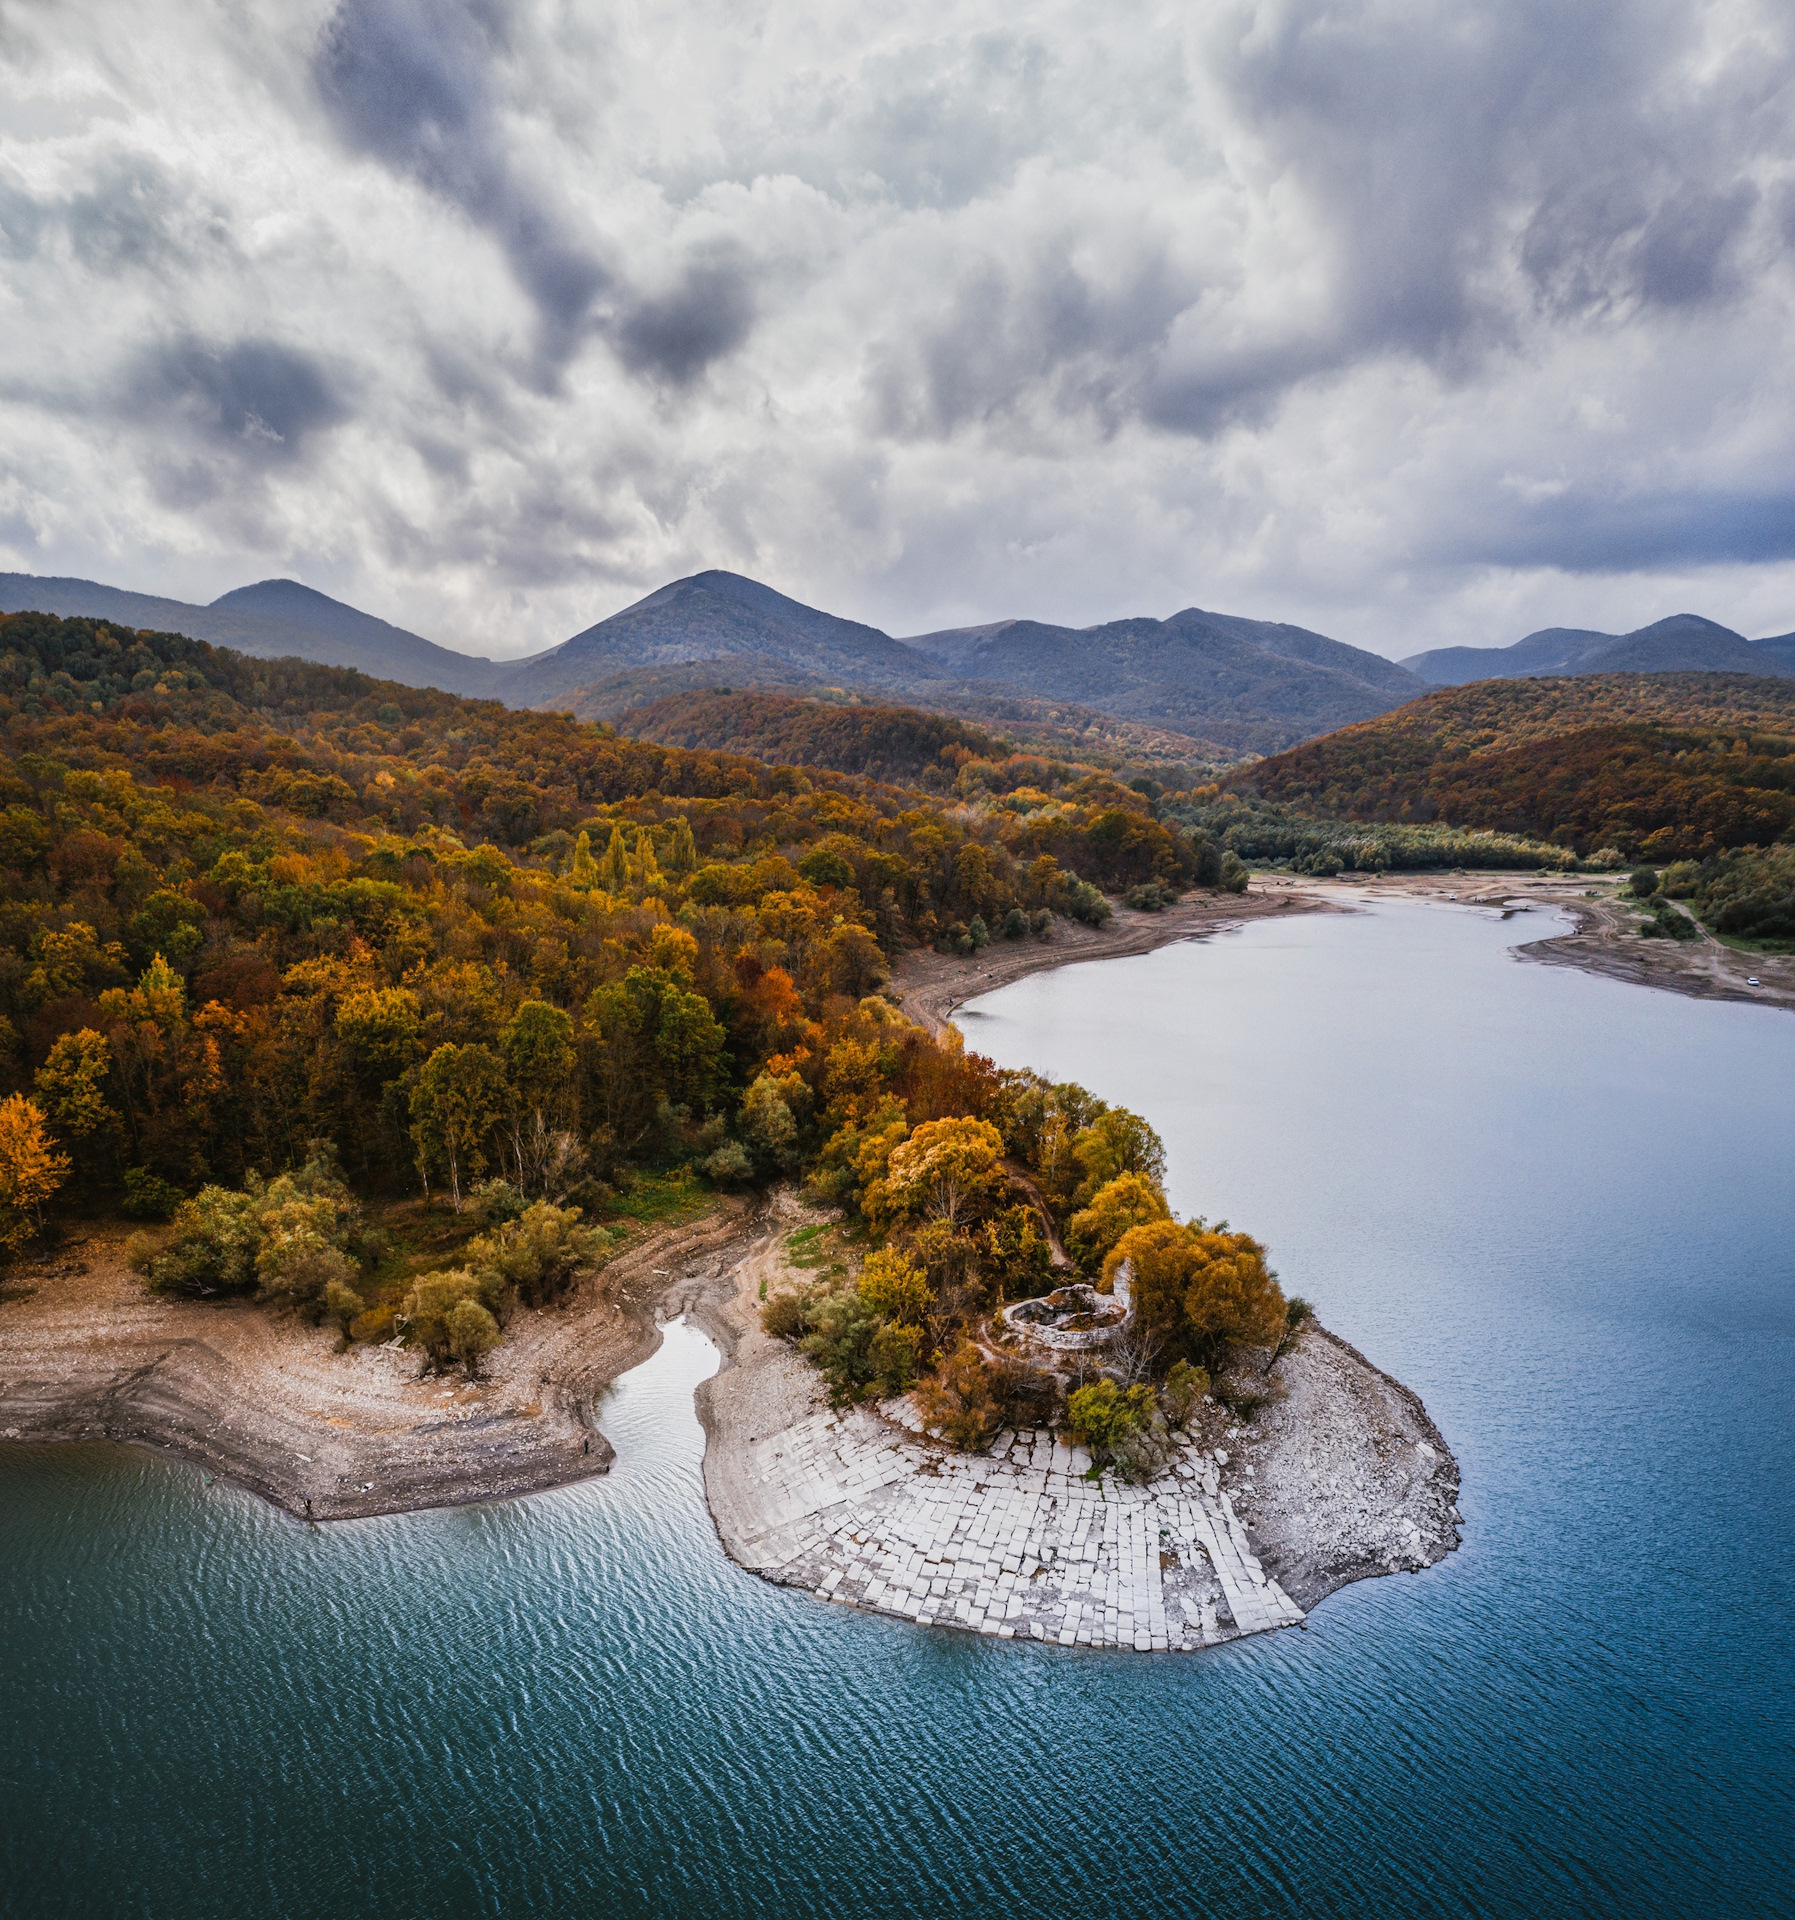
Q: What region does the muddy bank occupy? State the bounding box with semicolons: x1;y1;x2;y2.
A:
691;1211;1460;1650
0;1203;760;1521
888;883;1328;1038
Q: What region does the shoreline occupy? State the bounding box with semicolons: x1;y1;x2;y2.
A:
891;870;1794;1038
0;1203;761;1522
692;1204;1461;1648
1;1193;1463;1652
887;883;1329;1038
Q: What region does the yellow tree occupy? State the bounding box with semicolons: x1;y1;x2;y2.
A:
1068;1171;1170;1267
867;1115;1005;1228
1105;1219;1286;1369
0;1094;71;1256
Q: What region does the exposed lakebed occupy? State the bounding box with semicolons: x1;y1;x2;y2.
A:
3;896;1791;1917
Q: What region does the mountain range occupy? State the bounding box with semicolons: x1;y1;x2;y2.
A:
5;567;1792;758
0;572;522;696
1402;613;1795;685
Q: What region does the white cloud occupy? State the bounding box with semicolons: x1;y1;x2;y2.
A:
3;0;1794;660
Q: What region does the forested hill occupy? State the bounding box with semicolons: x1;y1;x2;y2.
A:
624;689;1019;784
0;609;1216;1206
1229;673;1795;861
0;572;516;697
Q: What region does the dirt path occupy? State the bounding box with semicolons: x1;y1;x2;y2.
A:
887;883;1329;1038
0;1202;764;1521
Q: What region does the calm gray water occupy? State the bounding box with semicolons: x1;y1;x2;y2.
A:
3;897;1792;1920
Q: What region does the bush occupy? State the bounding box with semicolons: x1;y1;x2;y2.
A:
702;1138;755;1185
760;1290;808;1340
402;1267;508;1371
1001;906;1029;939
856;1247;932;1324
121;1167;183;1219
141;1186;261;1296
466;1200;606;1309
1219;851;1249;893
799;1289;885;1403
1123;878;1182;911
446;1298;502;1376
1629;866;1660;898
914;1337;1002;1450
324;1279;365;1338
1160;1358;1210;1425
465;1179;527;1229
1068;1377;1168;1480
1067;1378;1152;1451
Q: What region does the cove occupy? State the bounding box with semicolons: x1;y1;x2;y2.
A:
3;895;1792;1919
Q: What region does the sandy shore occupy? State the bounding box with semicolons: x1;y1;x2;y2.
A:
688;1204;1461;1648
887;883;1329;1038
0;1203;760;1520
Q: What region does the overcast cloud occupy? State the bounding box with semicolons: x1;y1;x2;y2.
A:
2;0;1794;660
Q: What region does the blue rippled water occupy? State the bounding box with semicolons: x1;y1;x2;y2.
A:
3;897;1792;1919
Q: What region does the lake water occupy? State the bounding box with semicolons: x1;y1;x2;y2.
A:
3;897;1792;1919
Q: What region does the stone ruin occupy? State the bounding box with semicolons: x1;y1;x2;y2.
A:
1001;1261;1134;1353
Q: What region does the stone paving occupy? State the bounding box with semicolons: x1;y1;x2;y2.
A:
732;1406;1305;1650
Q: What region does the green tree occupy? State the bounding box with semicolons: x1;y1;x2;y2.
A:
1071;1109;1166;1206
447;1297;502;1376
410;1042;508;1208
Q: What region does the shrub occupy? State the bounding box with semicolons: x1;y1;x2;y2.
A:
1068;1377;1167;1479
702;1138;755;1185
760;1290;808;1340
856;1247;932;1324
465;1179;527;1229
402;1267;508;1371
121;1167;183;1219
914;1337;1002;1450
1160;1359;1210;1425
1629;866;1659;898
799;1289;885;1403
142;1186;261;1296
466;1200;606;1309
1001;906;1029;939
1067;1378;1152;1451
446;1297;502;1376
324;1279;365;1338
1219;851;1249;893
1123;878;1181;911
868;1321;925;1393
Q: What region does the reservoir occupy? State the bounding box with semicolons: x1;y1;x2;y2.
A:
3;896;1792;1917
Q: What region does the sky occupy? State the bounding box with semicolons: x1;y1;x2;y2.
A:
2;0;1794;663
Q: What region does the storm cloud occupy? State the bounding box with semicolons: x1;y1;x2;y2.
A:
4;0;1795;657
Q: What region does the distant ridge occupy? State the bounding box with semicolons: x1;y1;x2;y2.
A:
493;570;950;708
900;606;1423;749
0;572;525;697
1402;613;1795;685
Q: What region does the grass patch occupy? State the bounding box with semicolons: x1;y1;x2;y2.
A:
599;1169;716;1229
